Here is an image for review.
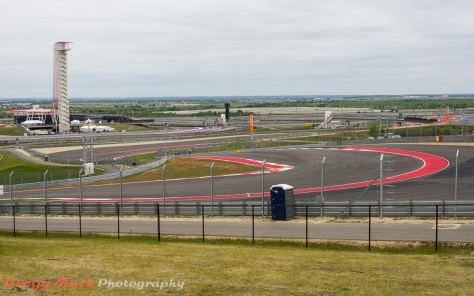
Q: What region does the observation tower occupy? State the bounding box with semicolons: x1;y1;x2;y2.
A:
53;42;72;133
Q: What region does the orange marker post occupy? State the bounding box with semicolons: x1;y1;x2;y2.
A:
249;113;254;135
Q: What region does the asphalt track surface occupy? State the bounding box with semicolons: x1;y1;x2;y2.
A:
1;217;472;243
37;133;284;160
9;144;473;203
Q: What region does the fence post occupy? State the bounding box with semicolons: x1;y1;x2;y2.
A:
79;203;82;238
305;205;308;248
12;205;16;237
116;203;120;240
435;205;438;252
44;204;48;238
157;203;160;242
442;199;445;217
368;205;371;251
202;205;205;243
320;201;323;218
252;205;255;244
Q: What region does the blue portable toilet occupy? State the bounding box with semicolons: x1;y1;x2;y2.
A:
270;184;295;220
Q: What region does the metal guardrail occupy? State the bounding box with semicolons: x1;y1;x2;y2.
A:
2;201;474;217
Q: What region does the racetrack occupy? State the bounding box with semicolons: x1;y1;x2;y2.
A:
8;144;472;203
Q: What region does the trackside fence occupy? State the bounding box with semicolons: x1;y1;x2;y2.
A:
1;204;473;250
2;201;474;217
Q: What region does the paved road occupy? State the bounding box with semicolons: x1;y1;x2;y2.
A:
5;144;473;203
36;131;315;159
0;217;472;243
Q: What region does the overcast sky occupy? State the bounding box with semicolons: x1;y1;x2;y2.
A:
1;0;473;98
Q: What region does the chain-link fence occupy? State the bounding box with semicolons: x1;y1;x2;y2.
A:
1;204;472;250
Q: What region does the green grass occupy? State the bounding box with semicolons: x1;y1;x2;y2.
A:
0;126;26;136
0;151;103;184
394;124;474;137
102;123;150;132
94;158;258;184
155;158;258;179
286;130;370;142
0;233;473;295
254;126;315;133
203;141;252;152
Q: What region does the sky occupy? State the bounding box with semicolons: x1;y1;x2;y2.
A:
0;0;473;98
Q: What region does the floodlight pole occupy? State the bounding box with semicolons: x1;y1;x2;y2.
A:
119;166;124;216
262;159;266;217
162;164;166;215
210;162;215;217
9;171;14;206
455;149;459;218
379;153;384;218
43;170;49;203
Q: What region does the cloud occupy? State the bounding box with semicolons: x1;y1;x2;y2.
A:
0;0;473;97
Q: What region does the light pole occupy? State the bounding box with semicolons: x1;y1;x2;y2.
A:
43;170;49;203
79;168;84;212
321;156;326;202
320;156;326;218
261;159;266;217
210;162;215;217
455;149;459;218
119;166;124;216
379;153;384;218
378;117;381;137
9;171;14;206
162;164;166;215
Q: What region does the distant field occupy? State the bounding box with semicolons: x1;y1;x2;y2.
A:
168;106;370;115
0;233;472;295
0;126;26;136
101;123;150;132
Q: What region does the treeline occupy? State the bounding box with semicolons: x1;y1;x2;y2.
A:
320;99;474;110
242;98;474;110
